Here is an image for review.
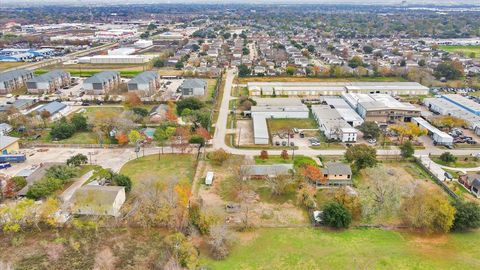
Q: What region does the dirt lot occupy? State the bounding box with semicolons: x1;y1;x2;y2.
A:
198;155;308;227
236;120;254;145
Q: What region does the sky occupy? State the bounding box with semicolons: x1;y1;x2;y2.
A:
1;0;479;5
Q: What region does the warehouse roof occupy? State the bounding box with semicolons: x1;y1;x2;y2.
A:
441;94;480;114
250;105;309;113
247;81;428;92
412;117;453;140
252;114;269;140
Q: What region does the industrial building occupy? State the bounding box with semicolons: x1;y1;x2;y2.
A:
412;117;454;146
250;102;310;145
423;97;480;130
26;70;70;94
343;93;420;123
311;105;358;142
127;71;161;96
78;55;150;64
322;96;364;127
247;81;429;96
0;69;34;94
441;94;480;116
83;71;121;95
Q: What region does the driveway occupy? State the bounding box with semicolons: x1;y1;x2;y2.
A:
60;170;94;203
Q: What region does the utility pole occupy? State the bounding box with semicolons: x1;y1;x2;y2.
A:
237;127;241;147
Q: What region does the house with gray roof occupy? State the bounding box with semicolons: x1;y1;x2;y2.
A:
34;101;68;119
127;71;160;96
0;69;34;94
323;162;352;186
26;69;70;94
179;78;207;97
241;164;294;179
83;71;120;95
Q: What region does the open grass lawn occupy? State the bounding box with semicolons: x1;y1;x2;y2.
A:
57;131;99;144
431;156;480;168
200;228;480;270
440;45;480;58
254;155;317;168
236;76;408;84
119;154;196;191
202;78;218;102
84;106;124;118
267;118;318;134
0;61;25;72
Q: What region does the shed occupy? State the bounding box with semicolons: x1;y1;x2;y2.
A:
205;171;214;186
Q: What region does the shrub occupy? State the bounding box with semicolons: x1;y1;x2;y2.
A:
10;176;27;191
322;202;352;229
439;152;457;163
112;174;132;192
50;121;76;140
71;114;88;131
131;107;149;117
210;149;230;166
452;201;480;231
259;150;269;160
189;135;205;146
26;178;63;200
45;165;77;181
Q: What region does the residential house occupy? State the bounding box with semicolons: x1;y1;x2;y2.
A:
83;71;121;95
127;71;161;97
179;78;207;97
0;69;34;94
322;162;352;186
33;101;68;120
241;164;294;179
26;70;70;94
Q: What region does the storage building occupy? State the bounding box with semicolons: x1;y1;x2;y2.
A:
412;117;454;146
311;105;357;142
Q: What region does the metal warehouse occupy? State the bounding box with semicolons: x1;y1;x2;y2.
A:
412;117;454;146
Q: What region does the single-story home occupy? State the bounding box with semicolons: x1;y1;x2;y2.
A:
72;185;126;217
240;164;294;179
322;162;352;186
458;173;480;198
0;135;20;155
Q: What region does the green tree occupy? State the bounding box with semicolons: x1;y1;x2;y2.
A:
400;141;414;158
26;178;63;200
439;152;457;163
66;154;88;167
363;45;373;54
434;61;463;80
322;202;352;229
71;113;88;131
344;144;377;173
112;174;132;192
358;122;381;139
286;66;296;76
153;57;165;68
452;201;480;231
147;23;157;31
176;97;205;116
348;56;363;68
238;64;251;77
46;165;78;181
175;61;184;70
131;107;149;117
418;59;426;67
128;130;142;145
50;120;75;140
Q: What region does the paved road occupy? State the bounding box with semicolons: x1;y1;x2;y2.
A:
213;68;235;150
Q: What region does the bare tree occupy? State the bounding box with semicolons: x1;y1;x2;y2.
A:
208;224;235;260
266;174;293;196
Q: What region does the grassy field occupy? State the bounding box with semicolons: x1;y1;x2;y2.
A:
0;61;25;72
236;76;408;84
254;155;317;168
267;118;318;134
440;45;480;58
119;154;196;191
200;228;480;270
431;156;480;168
